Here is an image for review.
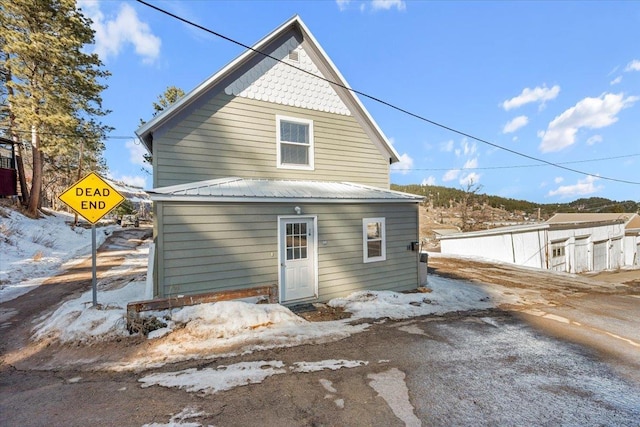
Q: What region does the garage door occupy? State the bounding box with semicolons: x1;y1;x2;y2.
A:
593;241;607;271
610;238;623;270
574;237;589;273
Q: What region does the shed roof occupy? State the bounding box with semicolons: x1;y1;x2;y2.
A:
135;15;399;164
547;213;640;229
149;178;424;203
436;223;549;240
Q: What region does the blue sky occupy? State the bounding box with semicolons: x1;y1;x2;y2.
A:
79;0;640;204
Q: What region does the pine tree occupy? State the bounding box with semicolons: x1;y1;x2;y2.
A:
0;0;110;216
140;86;185;165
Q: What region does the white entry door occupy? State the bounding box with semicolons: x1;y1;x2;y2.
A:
279;218;316;302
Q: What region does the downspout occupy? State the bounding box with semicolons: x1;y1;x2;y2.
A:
510;232;516;263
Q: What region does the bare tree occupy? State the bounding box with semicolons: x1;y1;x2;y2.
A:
459;179;483;232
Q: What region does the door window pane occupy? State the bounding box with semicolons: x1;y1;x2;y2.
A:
286;221;308;260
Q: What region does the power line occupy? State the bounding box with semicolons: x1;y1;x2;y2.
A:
405;153;640;171
4;124;634;172
135;0;640;186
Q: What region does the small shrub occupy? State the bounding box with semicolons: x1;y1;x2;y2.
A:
0;219;21;244
128;315;167;336
31;230;56;248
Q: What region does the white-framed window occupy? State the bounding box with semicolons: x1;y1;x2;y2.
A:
276;115;314;170
363;217;386;263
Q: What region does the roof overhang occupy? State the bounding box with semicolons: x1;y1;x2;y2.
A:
148;177;423;204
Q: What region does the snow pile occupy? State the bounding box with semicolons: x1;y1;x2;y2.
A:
329;275;493;319
139;358;369;395
29;274;497;370
32;281;143;343
140;302;369;368
0;208;113;302
140;360;287;394
142;407;207;427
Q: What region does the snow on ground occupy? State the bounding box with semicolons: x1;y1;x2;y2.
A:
31;271;501;373
0;208;114;302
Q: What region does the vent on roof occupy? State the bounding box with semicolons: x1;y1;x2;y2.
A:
288;49;299;62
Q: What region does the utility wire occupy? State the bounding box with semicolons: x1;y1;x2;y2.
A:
4;126;634;172
140;2;640;184
407;153;640;171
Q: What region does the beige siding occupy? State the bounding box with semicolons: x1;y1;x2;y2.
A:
153;93;390;189
156;202;419;300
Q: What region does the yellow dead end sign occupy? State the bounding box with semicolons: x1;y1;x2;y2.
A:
58;172;126;306
59;172;125;224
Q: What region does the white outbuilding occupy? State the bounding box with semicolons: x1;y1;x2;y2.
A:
439;213;638;273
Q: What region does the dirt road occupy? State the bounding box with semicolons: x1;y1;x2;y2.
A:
2;242;640;426
428;254;640;382
0;226;152;359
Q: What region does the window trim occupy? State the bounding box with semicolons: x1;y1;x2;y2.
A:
276;115;314;170
363;217;386;263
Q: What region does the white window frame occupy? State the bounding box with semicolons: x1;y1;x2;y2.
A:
276;115;314;170
363;217;386;263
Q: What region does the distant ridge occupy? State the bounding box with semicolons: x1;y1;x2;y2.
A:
392;184;639;217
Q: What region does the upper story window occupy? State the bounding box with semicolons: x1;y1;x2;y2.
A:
363;217;386;263
277;115;314;170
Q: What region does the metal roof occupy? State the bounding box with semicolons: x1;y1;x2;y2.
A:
547;213;640;229
149;178;423;203
437;223;549;240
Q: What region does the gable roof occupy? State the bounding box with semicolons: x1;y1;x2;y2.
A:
547;213;640;229
148;177;423;203
136;15;399;163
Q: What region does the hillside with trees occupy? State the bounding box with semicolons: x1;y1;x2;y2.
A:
393;184;639;217
392;183;639;249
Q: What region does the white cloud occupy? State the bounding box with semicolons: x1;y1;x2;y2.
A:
120;175;147;188
586;135;603;146
554;176;564;184
502;115;529;134
502;84;560;111
462;158;478;169
421;176;436;186
459;172;480;187
126;139;149;166
390;153;413;174
539;93;638;153
440;140;454;152
610;76;622;85
442;169;460;182
336;0;350;11
462;139;477;157
371;0;406;11
547;175;602;198
79;1;161;63
625;59;640;72
108;172;147;189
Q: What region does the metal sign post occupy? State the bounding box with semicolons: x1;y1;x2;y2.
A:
58;172;125;307
92;225;98;306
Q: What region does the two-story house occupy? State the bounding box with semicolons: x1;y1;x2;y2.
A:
136;16;423;305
